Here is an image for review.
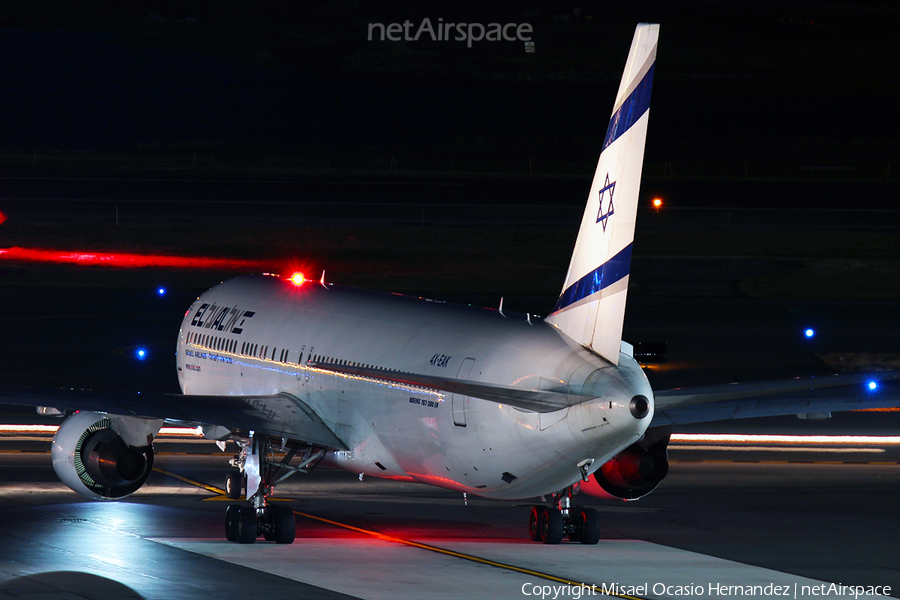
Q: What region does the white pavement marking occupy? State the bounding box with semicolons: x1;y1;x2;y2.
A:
149;537;894;600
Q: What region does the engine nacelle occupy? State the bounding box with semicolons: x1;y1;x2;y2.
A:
581;426;671;501
51;411;155;500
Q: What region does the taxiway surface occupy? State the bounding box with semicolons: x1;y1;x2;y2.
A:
1;438;898;599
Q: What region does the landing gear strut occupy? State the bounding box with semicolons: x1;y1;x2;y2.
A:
528;488;600;545
223;432;325;544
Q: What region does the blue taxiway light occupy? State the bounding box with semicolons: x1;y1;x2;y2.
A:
868;381;878;391
804;328;815;338
157;288;166;296
136;349;147;360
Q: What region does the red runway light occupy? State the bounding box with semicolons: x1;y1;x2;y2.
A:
288;272;306;286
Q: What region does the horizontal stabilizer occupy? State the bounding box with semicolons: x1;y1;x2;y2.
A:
310;362;594;413
652;372;900;425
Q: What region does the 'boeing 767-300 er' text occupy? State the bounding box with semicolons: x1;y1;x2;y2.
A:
3;24;898;545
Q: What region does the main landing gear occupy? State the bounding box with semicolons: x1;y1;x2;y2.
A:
225;503;297;544
528;488;600;545
223;432;325;544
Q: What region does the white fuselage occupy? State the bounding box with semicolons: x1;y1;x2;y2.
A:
176;274;654;499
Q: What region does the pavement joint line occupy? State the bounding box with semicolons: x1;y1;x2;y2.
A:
153;467;648;600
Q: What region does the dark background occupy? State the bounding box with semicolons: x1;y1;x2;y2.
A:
1;1;899;182
1;1;898;395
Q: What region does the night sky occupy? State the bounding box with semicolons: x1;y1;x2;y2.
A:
2;1;898;169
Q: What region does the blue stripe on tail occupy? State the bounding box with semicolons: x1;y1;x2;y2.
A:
602;63;655;152
552;243;633;313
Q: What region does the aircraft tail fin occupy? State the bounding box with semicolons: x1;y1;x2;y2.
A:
545;23;658;365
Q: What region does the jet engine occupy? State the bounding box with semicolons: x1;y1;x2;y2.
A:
581;426;672;500
51;411;156;500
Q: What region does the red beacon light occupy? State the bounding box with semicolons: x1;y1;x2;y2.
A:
288;272;306;286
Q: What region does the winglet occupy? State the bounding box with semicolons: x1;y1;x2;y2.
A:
545;24;658;365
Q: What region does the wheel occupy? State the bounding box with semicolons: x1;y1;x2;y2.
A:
577;507;601;545
528;506;545;542
261;506;277;541
540;507;563;544
225;471;242;500
225;504;240;541
235;505;257;544
568;505;584;542
262;506;276;541
274;506;296;544
259;505;295;543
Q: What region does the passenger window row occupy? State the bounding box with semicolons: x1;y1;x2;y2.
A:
186;332;388;373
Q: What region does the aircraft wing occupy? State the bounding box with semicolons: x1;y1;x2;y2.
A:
310;361;594;413
652;372;900;425
0;355;593;450
0;385;347;449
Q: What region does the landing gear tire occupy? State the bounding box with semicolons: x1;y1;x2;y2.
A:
262;505;277;541
528;506;546;542
274;506;296;544
540;508;564;544
573;507;600;545
235;505;258;544
260;505;296;544
225;504;240;541
225;471;242;500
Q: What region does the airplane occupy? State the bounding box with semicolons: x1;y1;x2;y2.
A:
2;23;898;546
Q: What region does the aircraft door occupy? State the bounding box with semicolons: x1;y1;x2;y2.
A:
452;358;475;427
